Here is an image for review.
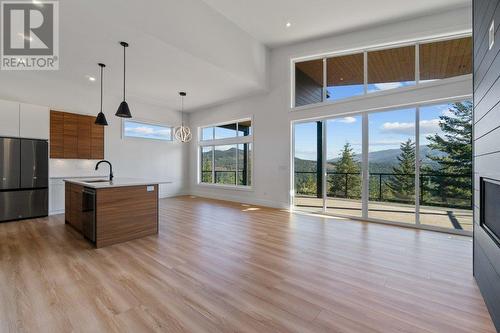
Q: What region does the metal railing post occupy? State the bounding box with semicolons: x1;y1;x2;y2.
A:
379;174;383;201
345;174;348;198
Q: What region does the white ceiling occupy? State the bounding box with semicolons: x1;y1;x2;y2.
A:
0;0;267;112
0;0;470;113
201;0;471;47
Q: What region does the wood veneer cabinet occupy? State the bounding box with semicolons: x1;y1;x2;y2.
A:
95;185;158;248
65;182;84;232
50;111;104;159
77;116;92;159
63;181;159;248
50;111;64;157
91;121;104;159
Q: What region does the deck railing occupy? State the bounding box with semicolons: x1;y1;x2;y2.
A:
201;171;243;185
295;171;472;209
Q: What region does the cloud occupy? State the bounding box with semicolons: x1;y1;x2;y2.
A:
330;116;357;124
339;116;357;124
125;126;171;138
369;140;406;146
419;119;441;134
295;150;317;160
381;121;414;135
380;119;441;135
128;126;155;135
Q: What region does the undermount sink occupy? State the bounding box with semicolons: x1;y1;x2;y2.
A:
83;179;110;183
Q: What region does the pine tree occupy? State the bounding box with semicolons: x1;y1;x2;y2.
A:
425;101;472;206
330;143;361;199
388;139;415;202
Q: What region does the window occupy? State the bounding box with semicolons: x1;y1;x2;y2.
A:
419;37;472;82
200;120;252;141
202;127;214;141
238;143;252;185
292;36;472;108
368;108;416;224
295;59;324;107
215;145;237;185
201;146;213;183
293;121;322;212
367;45;415;93
199;119;253;188
123;120;172;141
215;123;237;139
292;100;473;233
326;53;364;101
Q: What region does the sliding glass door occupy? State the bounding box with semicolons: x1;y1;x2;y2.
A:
326;116;363;217
292;100;472;233
418;102;473;231
293;121;323;213
368;108;416;224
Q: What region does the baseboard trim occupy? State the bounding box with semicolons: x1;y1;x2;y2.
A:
187;190;289;210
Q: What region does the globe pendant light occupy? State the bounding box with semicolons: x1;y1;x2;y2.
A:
95;63;108;126
174;92;192;143
115;41;132;118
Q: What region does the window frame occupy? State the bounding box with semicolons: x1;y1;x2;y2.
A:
198;117;254;190
290;95;473;236
121;118;174;142
291;33;472;110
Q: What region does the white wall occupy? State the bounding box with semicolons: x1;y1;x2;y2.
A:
0;92;188;204
48;98;188;198
187;7;473;208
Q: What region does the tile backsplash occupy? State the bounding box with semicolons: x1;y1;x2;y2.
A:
50;159;109;178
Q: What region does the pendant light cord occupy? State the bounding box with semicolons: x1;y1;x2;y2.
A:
123;45;126;101
100;65;103;112
181;95;184;126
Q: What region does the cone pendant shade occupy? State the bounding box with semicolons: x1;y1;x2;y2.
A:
95;63;108;126
116;41;132;118
116;101;132;118
95;111;108;126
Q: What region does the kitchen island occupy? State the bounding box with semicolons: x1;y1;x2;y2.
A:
64;178;167;248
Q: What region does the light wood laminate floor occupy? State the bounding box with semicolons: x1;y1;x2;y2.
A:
0;196;495;332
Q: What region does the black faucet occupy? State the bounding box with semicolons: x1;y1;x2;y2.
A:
95;160;113;181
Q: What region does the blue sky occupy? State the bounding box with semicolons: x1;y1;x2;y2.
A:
295;101;453;161
124;120;172;140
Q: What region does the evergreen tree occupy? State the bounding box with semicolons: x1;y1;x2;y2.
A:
425;101;472;205
330;143;361;199
388;139;415;202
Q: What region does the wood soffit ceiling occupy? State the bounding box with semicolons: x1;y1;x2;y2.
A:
295;37;472;86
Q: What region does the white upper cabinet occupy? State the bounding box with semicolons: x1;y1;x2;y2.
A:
19;103;49;139
0;99;20;137
0;99;49;139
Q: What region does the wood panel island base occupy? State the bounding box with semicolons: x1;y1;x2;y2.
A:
64;179;161;248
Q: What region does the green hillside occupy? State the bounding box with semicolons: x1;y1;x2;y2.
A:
295;145;445;174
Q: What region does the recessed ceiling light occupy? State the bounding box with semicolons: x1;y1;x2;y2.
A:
286;22;292;28
86;75;96;82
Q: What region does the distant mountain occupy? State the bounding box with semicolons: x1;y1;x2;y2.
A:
295;145;446;173
205;146;446;173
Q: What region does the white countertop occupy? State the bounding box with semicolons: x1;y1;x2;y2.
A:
64;178;172;189
51;175;105;179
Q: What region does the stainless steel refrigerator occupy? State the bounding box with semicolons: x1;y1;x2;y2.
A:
0;137;48;222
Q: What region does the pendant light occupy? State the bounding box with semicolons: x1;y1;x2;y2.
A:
174;92;192;143
115;41;132;118
95;63;108;126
